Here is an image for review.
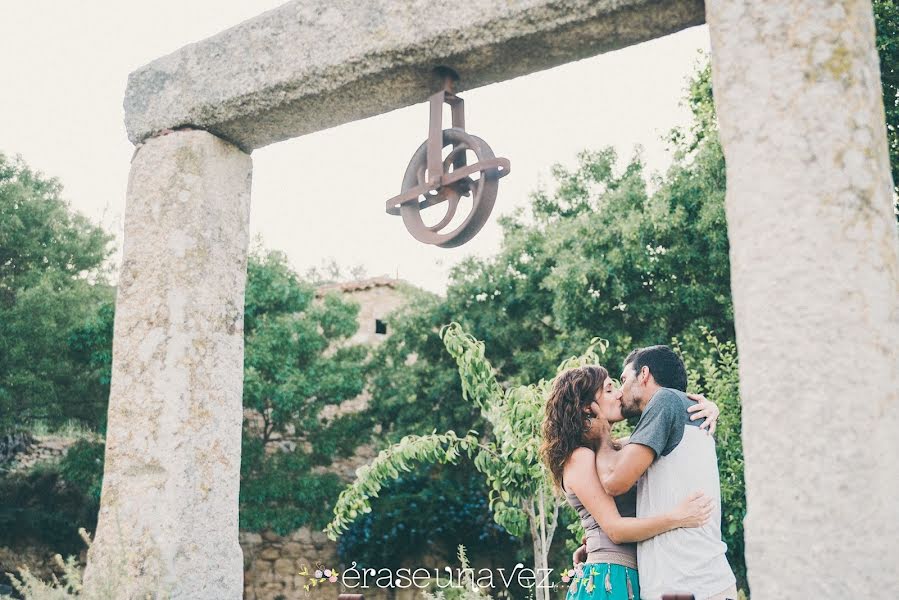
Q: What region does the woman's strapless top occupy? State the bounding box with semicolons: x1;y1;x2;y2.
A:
564;480;638;567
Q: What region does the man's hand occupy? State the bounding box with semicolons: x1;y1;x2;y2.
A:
687;392;720;435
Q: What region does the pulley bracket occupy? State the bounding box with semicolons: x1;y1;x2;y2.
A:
386;75;510;248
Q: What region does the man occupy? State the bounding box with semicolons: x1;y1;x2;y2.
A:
594;345;736;600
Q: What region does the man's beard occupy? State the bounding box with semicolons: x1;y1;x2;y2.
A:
621;398;642;419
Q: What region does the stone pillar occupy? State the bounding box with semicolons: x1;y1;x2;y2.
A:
706;1;899;598
82;130;252;599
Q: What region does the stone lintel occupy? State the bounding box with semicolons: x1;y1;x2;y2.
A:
124;0;705;150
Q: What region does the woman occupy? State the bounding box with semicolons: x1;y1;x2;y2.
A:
540;365;720;600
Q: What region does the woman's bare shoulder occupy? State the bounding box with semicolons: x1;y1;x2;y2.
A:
563;447;597;494
565;446;597;471
570;446;596;460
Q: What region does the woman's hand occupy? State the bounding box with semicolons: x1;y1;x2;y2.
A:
670;490;713;528
572;543;587;567
687;393;720;435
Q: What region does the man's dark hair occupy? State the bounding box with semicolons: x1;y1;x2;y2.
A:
624;345;688;392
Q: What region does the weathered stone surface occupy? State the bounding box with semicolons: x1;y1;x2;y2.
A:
124;0;705;150
260;547;281;561
706;1;899;597
310;530;329;546
81;130;252;599
283;542;303;554
261;529;282;542
242;532;264;545
274;558;297;576
290;527;313;544
2;433;104;476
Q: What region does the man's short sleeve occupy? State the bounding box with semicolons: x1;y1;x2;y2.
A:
627;389;685;458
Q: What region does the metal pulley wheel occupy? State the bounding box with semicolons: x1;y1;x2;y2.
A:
398;128;503;248
386;73;510;248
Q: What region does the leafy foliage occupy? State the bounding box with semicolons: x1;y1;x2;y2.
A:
346;295;507;570
874;0;899;200
2;549;87;600
0;154;114;432
239;247;370;534
336;465;519;569
325;429;480;538
365;290;481;442
1;244;374;545
66;301;115;434
0;462;98;556
56;439;105;506
0;439;103;563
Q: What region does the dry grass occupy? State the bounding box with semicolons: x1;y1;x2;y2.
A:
2;526;171;600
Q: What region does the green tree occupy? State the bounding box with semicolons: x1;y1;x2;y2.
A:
49;254;377;545
335;465;521;572
874;0;899;201
0;461;99;558
450;141;730;379
239;248;370;533
366;289;480;442
67;299;115;433
0;154;115;432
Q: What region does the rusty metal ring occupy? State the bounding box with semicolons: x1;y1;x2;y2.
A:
399;128;499;248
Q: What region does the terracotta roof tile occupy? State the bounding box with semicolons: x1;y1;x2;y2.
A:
315;276;407;296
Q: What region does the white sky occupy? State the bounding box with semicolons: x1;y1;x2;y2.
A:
0;1;710;293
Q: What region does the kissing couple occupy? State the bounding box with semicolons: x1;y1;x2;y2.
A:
540;345;738;600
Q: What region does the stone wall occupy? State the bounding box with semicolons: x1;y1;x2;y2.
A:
241;527;339;600
240;523;432;600
0;431;34;469
1;433;99;476
316;277;416;348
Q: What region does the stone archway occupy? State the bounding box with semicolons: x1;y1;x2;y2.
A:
83;1;899;598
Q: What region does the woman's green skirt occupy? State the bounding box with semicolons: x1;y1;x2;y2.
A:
565;562;640;600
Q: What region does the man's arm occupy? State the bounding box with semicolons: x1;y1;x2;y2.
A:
595;439;655;496
596;389;684;495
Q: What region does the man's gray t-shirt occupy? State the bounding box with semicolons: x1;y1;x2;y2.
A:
628;388;736;600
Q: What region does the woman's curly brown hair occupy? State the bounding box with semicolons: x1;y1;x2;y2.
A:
540;365;609;492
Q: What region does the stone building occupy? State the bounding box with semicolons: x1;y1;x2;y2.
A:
316;277;417;347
